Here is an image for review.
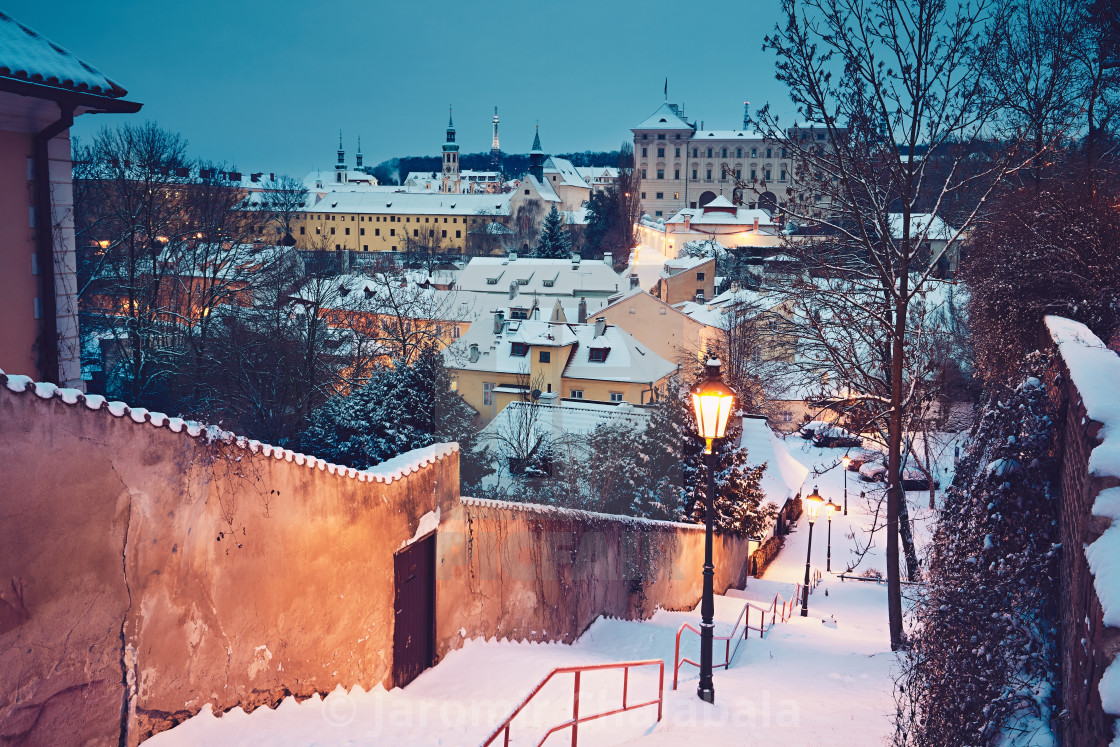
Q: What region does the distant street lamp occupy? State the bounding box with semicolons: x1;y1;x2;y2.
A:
690;359;736;704
841;454;851;515
825;498;841;572
801;486;824;617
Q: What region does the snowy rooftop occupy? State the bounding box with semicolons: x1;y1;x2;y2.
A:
544;157;591;190
523;173;562;203
660;255;713;277
446;318;675;385
693;129;768;140
482;398;651;446
455;256;623;297
575;166;619;182
633;102;694;131
738;415;809;503
667;203;778;228
304;190;511;217
0;11;129;99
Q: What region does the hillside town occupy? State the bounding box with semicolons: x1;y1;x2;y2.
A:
2;1;1120;745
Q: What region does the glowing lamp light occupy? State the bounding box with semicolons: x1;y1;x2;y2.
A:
804;486;824;524
841;455;852;470
97;240;110;249
690;359;735;454
825;499;841;519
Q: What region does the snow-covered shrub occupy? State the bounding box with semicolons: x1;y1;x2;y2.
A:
894;353;1059;746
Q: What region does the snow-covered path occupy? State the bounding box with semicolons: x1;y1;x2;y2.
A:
149;435;957;746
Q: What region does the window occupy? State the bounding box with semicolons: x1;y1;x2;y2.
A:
706;169;712;180
642;134;648;140
483;382;495;406
692;148;698;157
609;392;624;403
451;326;461;339
766;147;773;158
696;290;704;300
456;230;461;238
657;169;664;179
751;147;757;158
765;169;772;180
641;192;646;199
676;134;681;139
656;192;664;199
569;389;584;399
674;169;680;179
655;210;663;217
721;147;727;157
588;348;609;362
657;148;665;157
524;189;530;195
299;226;305;235
330;227;335;235
780;169;787;182
736;147;742;158
360;228;365;235
750;169;757;180
390;228;395;236
781;148;788;158
539;351;551;363
510;308;528;319
510;342;529;356
692;169;698;180
642;147;648;157
642;169;647;178
781;410;794;423
375;228;381;236
657;133;665;140
675;147;680;157
697;272;705;281
414;229;419;237
707;147;713;157
363;244;368;251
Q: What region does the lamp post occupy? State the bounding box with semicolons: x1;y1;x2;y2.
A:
824;499;840;572
801;486;824;617
690;359;735;705
841;455;851;515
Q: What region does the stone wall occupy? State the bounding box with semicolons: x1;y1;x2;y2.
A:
0;375;458;745
1045;319;1120;746
434;497;755;655
0;372;760;744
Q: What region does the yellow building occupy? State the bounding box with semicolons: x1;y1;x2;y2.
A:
444;313;676;423
296;191;513;254
654;256;716;305
596;288;719;366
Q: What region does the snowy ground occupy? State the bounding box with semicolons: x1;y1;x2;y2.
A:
148;433;962;746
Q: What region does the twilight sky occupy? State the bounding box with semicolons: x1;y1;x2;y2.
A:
8;0;793;177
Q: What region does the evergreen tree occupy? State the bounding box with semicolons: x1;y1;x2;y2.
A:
534;205;572;258
299;345;489;486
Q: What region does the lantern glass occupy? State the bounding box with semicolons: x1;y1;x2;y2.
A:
825;499;840;518
804;487;824;523
690;360;735;451
841;455;851;468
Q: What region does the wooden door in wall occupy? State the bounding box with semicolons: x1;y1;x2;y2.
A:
393;532;436;688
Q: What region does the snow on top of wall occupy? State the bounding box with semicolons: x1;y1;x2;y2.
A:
0;368;458;486
460;495;701;531
1045;316;1120;722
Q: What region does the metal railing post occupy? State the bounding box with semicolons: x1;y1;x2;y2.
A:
572;671;580;747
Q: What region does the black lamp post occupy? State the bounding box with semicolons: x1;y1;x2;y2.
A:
825;498;840;572
689;359;735;705
841;455;851;515
801;486;824;617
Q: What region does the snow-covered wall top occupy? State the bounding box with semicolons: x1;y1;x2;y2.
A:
1044;317;1120;722
461;495;701;531
0;368;458;485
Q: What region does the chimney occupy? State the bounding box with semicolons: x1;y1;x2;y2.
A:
630;274;640;289
469;344;480;363
594;317;606;338
509;280;518;300
578;297;588;324
493;310;505;334
509;251;518;260
684;213;691;231
571;254;581;269
753;217;759;231
270;172;275;181
603;252;612;266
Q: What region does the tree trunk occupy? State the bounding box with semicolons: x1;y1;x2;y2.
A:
898;495;921;581
887;279;909;650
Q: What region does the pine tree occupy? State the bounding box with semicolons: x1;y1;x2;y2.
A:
534;205;572;258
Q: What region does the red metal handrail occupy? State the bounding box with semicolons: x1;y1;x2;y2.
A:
482;659;664;747
673;591;797;690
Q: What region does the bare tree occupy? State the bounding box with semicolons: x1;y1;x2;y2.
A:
259;174;309;245
756;0;1036;649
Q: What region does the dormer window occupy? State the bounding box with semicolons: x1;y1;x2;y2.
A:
510;342;529;357
486;277;499;285
588;348;610;363
542;279;554;287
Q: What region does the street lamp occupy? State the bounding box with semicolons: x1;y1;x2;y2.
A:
801;486;824;617
690;358;736;705
824;498;841;572
841;455;851;515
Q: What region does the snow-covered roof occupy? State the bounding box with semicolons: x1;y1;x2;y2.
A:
634;102;694;131
482;398;651;445
575;166;619;182
455;256;622;297
563;206;591;225
667;204;778;228
887;213;954;241
0;368;458;484
446;318;675;386
523;174;562;203
304;169;434;195
661;255;713;277
693;129;767;140
305;190;511;217
544;157;591;190
738;416;809;502
0;11;130;100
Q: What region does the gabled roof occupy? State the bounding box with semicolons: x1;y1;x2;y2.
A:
0;12;139;111
599;288;705;327
455;256;622;297
306;190;511;217
522;174;562;203
544;157;591;190
694;129;766;139
634;102;694;131
660;255;713;278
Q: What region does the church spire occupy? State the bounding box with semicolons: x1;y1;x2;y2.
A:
531;124;542;154
441;106;461;194
529;124;545;183
335;129;345;180
356;135;363;169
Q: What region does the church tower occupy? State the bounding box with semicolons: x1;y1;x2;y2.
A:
356;136;363;169
335;130;346;183
528;125;545;184
491;107;500;156
441;107;461;194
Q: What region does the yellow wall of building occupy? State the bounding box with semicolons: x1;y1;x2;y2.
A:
598;293;705;366
297;211;510;254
